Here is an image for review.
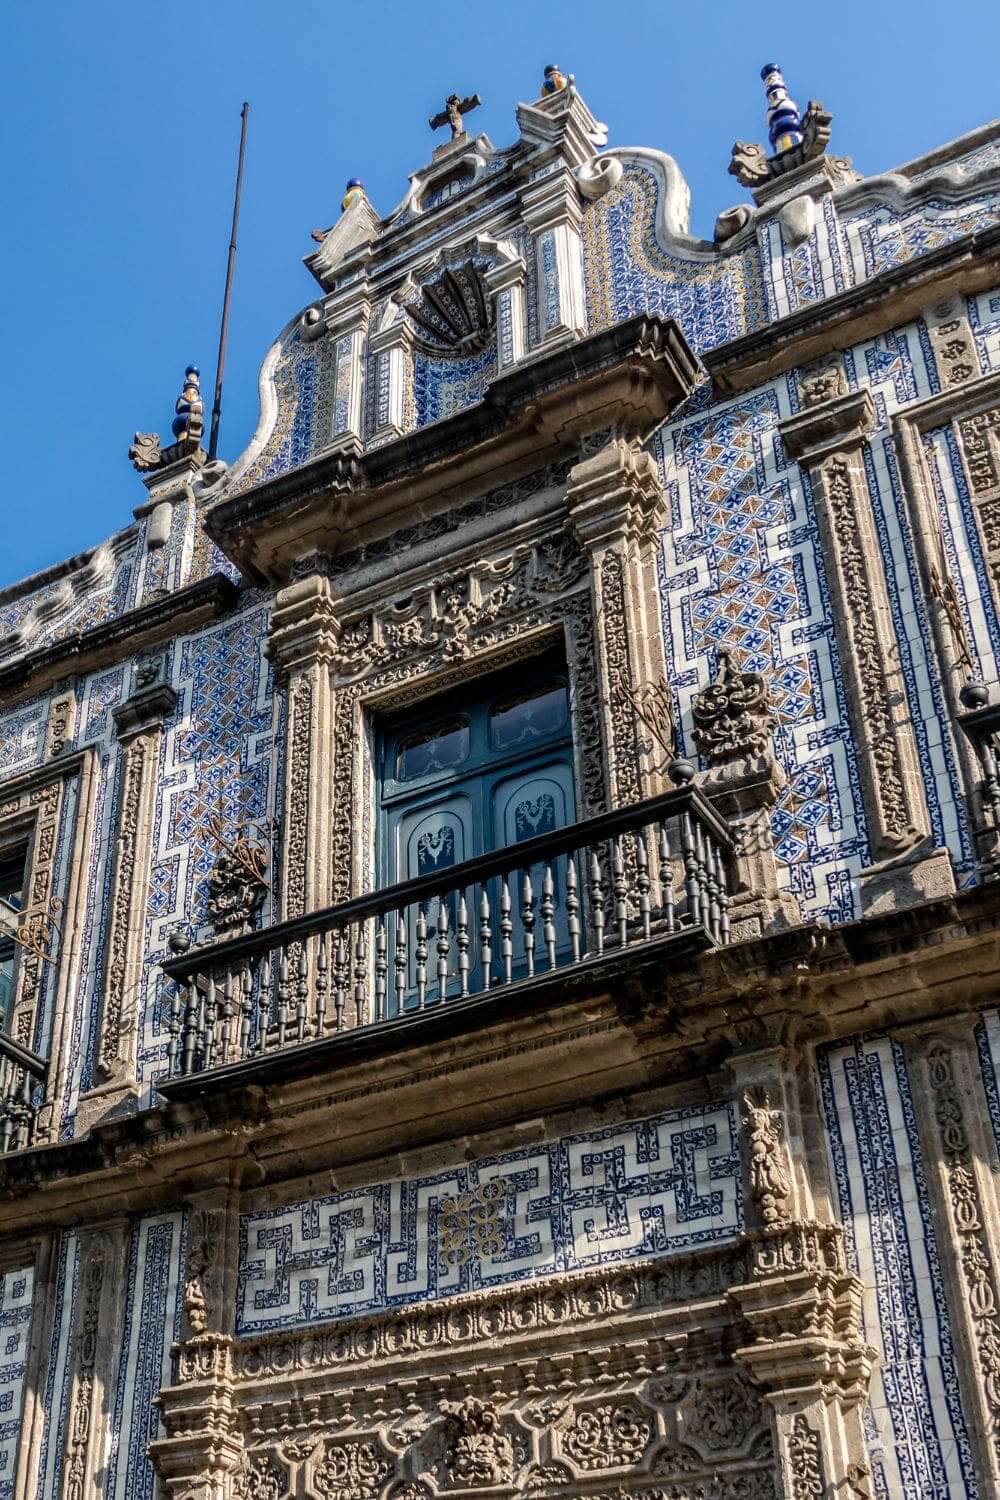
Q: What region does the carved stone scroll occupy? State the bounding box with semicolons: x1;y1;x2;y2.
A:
782;382;948;913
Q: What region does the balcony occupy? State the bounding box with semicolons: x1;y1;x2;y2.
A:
0;1033;47;1153
159;784;736;1086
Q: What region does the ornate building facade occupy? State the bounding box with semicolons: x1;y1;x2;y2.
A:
2;64;1000;1500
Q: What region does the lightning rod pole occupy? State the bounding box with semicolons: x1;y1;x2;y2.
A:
208;102;249;461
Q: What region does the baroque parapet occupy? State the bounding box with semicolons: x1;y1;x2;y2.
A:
780;374;952;913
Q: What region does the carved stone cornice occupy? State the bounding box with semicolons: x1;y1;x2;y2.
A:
111;682;177;740
205;314;699;586
780;387;875;466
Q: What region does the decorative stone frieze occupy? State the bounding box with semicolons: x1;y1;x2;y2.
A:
781;379;951;913
925;294;983;389
45;686;76;759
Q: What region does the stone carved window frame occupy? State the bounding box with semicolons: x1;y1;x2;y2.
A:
892;368;1000;833
0;749;99;1138
327;572;605;907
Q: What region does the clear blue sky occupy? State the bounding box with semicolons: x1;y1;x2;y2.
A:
3;1;997;589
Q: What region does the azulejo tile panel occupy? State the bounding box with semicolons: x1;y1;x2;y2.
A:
106;1213;185;1500
35;1234;77;1500
0;1267;33;1500
238;1101;741;1335
412;341;497;428
844;194;1000;280
976;1009;1000;1164
581;166;768;348
818;1035;978;1500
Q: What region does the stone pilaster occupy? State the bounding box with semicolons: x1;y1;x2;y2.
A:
266;569;341;916
566;438;671;806
151;1181;245;1500
133;450;205;600
61;1221;131;1500
523;169;586;348
781;380;953;914
81;669;177;1125
902;1018;1000;1494
484;256;527;371
324;289;370;451
368;318;413;444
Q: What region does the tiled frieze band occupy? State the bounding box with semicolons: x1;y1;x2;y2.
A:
238;1101;741;1335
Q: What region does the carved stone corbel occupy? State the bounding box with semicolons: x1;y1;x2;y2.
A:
781;376;954;914
266;568;341;916
566;438;672;806
82;667;177;1125
901;1018;1000;1492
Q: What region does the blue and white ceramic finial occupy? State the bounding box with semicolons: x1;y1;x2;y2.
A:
542;64;567;94
171;365;203;441
341;179;365;212
760;64;804;154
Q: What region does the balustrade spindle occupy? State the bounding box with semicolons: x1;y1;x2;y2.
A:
437;900;450;1003
613;838;628;948
480;889;493;991
374;917;388;1021
541;864;557;969
566;855;581;962
316;934;328;1034
415;906;428;1009
296;945;309;1041
167;980;184;1073
277;954;290;1046
521;871;536;978
589;849;605;956
394;914;407;1014
712;841;730;944
334;931;348;1030
636;837;651;942
181;977;199;1074
658;823;675;933
354;924;368;1026
681;810;701;929
695;824;717;941
201;975;215;1070
500;878;513;984
221;968;235;1063
257;953;272;1053
456;894;470;998
239;965;253;1056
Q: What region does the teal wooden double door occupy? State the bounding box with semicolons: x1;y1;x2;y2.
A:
377;659;577;1007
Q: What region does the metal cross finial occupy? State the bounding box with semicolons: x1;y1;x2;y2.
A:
429;92;482;139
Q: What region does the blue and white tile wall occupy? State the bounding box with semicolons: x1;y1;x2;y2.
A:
238;1101;741;1334
106;1213;185;1500
819;1036;978;1500
0;1268;33;1500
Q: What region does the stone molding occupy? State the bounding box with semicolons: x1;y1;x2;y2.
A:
781;377;943;908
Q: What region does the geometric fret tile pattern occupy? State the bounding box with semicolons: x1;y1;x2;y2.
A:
106;1213;185;1500
136;603;278;1102
0;1266;33;1500
844;194;1000;281
818;1036;978;1500
238;1101;741;1334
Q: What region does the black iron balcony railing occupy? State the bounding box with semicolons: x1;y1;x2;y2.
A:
161;784;736;1081
0;1032;47;1153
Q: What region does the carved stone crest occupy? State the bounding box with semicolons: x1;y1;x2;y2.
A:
692;651;774;765
742;1089;793;1224
439;1397;515;1486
